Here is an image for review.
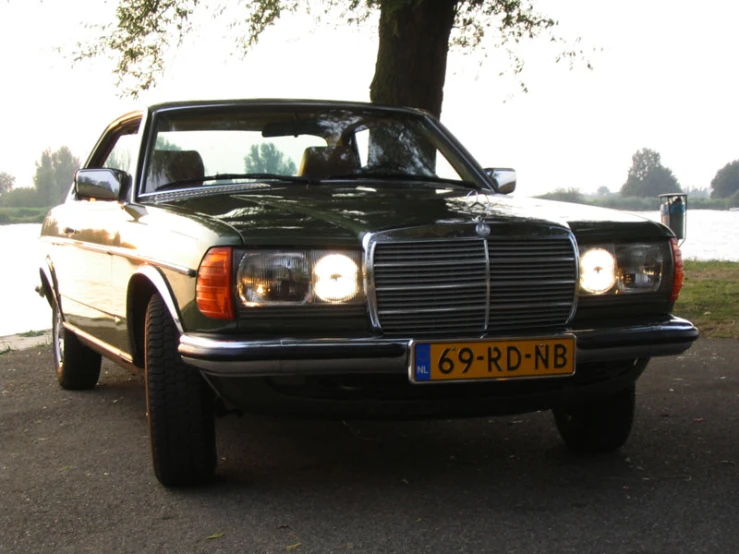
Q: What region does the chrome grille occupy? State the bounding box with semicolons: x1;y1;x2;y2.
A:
371;234;577;336
487;238;577;331
373;239;488;334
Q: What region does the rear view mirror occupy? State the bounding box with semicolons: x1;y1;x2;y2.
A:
484;168;516;194
75;169;127;201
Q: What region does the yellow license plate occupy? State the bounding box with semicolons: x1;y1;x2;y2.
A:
409;336;576;383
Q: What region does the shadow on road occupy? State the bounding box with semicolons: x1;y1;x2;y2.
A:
1;340;738;553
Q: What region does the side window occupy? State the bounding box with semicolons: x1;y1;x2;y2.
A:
354;128;370;167
434;151;461;180
103;133;139;175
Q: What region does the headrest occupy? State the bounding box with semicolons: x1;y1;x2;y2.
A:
298;146;358;179
149;150;205;191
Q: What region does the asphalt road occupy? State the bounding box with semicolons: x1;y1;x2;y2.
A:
1;339;738;554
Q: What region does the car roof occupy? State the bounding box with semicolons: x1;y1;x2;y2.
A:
147;98;428;117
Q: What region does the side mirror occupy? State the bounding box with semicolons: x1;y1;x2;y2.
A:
484;168;516;194
75;169;127;201
659;193;687;241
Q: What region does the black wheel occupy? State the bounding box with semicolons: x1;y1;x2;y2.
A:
553;384;636;454
52;300;102;390
145;293;216;486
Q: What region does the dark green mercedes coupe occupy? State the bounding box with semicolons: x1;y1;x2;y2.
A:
38;99;698;486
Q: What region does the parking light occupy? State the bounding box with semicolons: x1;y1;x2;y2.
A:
197;247;235;320
669;238;684;302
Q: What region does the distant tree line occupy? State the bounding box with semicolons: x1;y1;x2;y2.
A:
620;148;681;197
537;147;739;210
2;143;739;216
711;160;739;200
244;143;296;175
0;172;14;196
0;146;81;209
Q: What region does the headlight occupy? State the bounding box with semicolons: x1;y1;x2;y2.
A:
614;243;667;294
237;250;362;306
314;253;360;302
238;252;311;305
580;248;616;294
579;243;669;295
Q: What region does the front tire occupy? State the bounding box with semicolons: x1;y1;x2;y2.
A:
553;384;636;454
145;293;216;486
52;300;102;390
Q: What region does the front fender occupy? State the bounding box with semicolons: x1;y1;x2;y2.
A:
38;256;59;309
126;265;184;368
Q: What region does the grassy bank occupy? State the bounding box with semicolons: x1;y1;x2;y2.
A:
0;207;48;225
675;260;739;338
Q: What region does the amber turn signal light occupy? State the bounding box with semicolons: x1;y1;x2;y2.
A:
196;247;235;320
669;238;684;303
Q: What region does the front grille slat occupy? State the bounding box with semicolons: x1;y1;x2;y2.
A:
371;233;577;336
376;271;485;281
379;305;488;316
488;279;576;287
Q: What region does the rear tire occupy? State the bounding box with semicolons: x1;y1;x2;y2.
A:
145;293;216;486
553;384;636;454
52;300;101;390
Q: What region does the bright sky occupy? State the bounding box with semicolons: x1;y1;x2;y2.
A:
1;0;738;196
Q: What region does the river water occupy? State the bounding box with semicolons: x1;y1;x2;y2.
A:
0;224;52;337
1;210;737;336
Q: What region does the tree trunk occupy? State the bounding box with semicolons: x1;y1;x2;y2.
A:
370;0;458;118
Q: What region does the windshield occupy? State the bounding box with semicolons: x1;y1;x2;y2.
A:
142;105;481;194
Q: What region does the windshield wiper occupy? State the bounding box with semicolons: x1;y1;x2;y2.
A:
330;172;478;189
155;173;317;191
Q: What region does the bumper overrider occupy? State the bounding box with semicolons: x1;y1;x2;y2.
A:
179;316;698;378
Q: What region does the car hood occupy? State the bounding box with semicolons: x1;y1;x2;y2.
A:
161;183;669;244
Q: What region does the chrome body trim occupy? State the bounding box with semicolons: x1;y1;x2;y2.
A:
132;265;186;335
567;232;581;323
119;252;194;278
483;235;491;329
40;236;195;277
362;232;381;331
179;317;698;378
38;256;59;309
64;322;136;370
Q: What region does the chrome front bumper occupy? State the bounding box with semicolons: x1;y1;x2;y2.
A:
179;317;698;378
